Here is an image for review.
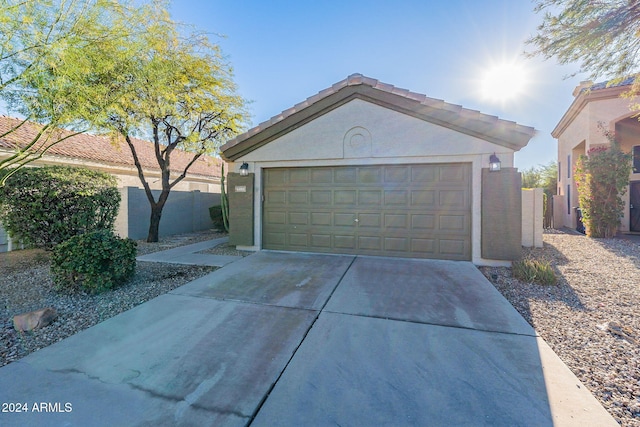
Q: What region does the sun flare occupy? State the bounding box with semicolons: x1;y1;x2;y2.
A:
480;61;529;103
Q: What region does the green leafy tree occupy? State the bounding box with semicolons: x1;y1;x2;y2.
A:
521;161;557;196
91;5;246;242
574;130;632;238
521;166;542;189
0;0;150;184
528;1;640;81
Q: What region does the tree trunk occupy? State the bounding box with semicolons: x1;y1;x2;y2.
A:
147;191;169;242
147;203;164;243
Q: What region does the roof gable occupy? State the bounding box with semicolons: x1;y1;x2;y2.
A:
221;74;536;161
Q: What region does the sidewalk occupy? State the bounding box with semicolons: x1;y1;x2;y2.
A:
136;237;243;267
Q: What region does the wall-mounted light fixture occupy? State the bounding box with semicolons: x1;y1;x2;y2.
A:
489;153;501;172
239;162;249;176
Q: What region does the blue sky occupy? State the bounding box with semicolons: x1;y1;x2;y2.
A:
170;0;584;170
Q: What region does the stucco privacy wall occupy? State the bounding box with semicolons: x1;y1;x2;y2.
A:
522;188;543;248
115;187;220;240
231;99;518;266
0;225;7;252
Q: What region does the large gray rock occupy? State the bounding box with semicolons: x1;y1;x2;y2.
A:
13;307;57;332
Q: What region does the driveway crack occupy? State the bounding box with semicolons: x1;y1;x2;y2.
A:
246;255;358;425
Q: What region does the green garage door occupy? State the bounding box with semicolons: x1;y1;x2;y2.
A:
263;164;471;260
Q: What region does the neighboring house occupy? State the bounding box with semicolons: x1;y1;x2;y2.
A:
552;79;640;233
0;116;222;249
221;74;536;266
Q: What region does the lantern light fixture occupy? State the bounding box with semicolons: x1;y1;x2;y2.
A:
489;153;501;172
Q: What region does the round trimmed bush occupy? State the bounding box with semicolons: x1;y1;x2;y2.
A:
51;230;136;293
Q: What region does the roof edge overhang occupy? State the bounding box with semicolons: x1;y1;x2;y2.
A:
221;75;536;162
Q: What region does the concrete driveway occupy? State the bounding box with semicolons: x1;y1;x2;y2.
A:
0;251;615;426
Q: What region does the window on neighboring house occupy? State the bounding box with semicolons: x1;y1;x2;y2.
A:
567;185;571;215
567;155;571;178
558;161;561;181
633;146;640;173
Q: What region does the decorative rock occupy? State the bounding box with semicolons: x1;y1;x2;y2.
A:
13;307;58;332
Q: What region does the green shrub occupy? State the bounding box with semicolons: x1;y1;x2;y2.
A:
574;128;632;238
512;258;557;286
51;230;136;293
0;165;120;249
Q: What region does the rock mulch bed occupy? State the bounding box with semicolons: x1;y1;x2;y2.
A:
0;230;228;368
480;229;640;426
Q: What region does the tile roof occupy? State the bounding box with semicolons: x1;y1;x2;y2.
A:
588;77;635;92
221;73;537;161
0;116;220;178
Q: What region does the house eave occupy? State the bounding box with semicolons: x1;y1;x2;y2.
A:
221;75;536;162
552;85;633;138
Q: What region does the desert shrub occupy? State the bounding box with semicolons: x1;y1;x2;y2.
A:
512;258;557;286
0;165;120;249
574;128;632;238
51;230;136;293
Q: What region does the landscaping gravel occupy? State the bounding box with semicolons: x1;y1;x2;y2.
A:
0;230;228;368
480;229;640;426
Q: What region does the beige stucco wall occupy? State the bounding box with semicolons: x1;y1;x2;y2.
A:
522;188;543;248
556;93;637;232
231;99;518;266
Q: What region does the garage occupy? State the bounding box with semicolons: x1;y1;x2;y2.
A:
262;164;471;260
220;74;535;265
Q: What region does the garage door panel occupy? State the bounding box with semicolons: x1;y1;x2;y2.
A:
311;212;332;226
385;166;409;183
311;190;331;205
289;233;308;247
358;190;382;205
384;237;408;252
335;190;357;204
412;214;436;230
334;213;357;227
411;238;436;254
265;169;287;185
334;235;356;249
288;212;309;225
358;236;381;251
288;191;309;204
265;211;287;225
411;190;436;206
411;165;437;182
439;215;467;231
311;234;332;248
311;169;333;183
335;168;357;183
358;167;382;183
440;239;467;256
384;190;408;206
265;232;286;246
358;213;381;227
439;190;467;208
266;190;286;204
384;214;408;228
439;164;467;182
289;169;310;183
263;164;471;260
